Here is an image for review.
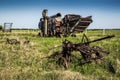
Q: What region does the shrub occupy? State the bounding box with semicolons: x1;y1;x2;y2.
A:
0;25;3;30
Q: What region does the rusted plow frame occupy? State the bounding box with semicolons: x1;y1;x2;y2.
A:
6;38;20;45
46;34;115;69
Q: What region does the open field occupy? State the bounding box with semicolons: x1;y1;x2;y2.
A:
0;29;120;80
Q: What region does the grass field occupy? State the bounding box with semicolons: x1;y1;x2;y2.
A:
0;29;120;80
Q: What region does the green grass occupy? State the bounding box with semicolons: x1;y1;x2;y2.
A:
0;29;120;80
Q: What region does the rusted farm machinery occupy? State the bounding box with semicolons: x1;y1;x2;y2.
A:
44;34;115;69
38;9;92;37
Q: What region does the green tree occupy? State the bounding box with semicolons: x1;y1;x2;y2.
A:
0;25;3;30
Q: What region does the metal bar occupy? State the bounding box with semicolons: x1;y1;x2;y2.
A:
84;35;115;44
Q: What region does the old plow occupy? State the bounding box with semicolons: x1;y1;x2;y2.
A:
44;34;115;69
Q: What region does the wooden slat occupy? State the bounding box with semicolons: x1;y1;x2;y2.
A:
80;21;92;23
75;26;88;28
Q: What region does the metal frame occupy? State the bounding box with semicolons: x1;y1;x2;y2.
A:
3;23;13;32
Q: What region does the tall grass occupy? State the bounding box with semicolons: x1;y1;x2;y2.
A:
0;30;120;80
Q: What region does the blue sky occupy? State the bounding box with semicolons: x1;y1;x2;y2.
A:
0;0;120;29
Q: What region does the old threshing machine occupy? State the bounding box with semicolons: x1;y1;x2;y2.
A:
38;9;93;37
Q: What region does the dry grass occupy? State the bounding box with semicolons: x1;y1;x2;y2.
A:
0;29;120;80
